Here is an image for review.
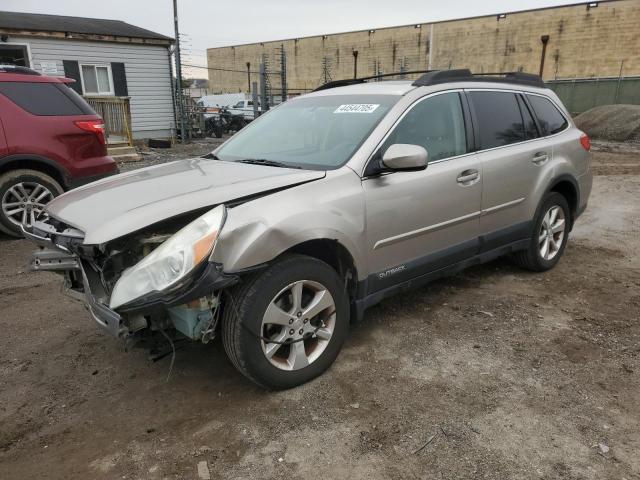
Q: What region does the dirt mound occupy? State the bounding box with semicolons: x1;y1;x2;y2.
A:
574;104;640;142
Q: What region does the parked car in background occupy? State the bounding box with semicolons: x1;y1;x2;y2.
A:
228;98;261;120
25;69;591;389
0;65;118;237
198;93;245;119
204;106;248;138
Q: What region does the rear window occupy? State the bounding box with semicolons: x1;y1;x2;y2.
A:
470;91;525;149
0;82;95;116
526;94;568;135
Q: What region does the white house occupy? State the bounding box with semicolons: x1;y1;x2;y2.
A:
0;11;176;142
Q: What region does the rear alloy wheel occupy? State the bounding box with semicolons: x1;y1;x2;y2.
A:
0;169;63;237
512;192;570;272
538;205;566;261
222;254;349;389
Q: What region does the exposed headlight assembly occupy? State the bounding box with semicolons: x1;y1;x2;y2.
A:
109;205;225;309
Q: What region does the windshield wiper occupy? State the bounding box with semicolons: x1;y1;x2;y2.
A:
236;158;301;169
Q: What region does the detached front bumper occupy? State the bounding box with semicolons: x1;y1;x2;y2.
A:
30;248;125;338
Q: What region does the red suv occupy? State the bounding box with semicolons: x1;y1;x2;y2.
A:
0;65;118;237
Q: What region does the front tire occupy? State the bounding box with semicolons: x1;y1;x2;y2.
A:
0;169;63;237
512;192;570;272
221;254;349;389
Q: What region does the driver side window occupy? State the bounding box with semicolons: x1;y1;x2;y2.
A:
380;92;467;163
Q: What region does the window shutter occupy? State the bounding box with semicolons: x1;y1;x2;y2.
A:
62;60;82;95
111;62;128;96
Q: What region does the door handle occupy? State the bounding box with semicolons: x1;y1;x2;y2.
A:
532;152;549;165
457;169;479;185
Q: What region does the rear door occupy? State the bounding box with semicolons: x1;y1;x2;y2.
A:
363;91;482;293
467;89;548;250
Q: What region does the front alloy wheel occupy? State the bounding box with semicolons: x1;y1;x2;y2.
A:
261;280;336;371
222;254;349;389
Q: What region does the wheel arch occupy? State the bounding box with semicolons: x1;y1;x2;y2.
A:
547;174;579;227
284;238;359;300
0;155;69;190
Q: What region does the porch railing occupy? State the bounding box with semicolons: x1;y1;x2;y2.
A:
84;96;133;146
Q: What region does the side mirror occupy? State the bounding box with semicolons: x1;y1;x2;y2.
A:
382;144;428;171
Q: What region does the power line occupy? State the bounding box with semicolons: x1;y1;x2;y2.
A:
182;63;278;75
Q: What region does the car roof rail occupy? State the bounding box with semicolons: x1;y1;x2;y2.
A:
0;64;42;75
313;69;435;92
412;69;545;88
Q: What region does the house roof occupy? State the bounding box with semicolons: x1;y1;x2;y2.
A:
0;11;173;42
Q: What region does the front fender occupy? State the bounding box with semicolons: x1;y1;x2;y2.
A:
211;168;368;280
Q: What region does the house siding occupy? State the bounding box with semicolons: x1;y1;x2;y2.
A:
8;36;175;139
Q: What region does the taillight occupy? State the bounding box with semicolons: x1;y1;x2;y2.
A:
74;120;106;145
579;133;590;151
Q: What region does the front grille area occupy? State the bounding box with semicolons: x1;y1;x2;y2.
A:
31;217;85;252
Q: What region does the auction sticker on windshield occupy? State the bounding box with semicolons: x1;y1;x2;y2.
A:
334;104;380;113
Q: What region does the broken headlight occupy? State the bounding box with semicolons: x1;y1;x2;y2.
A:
109;205;226;309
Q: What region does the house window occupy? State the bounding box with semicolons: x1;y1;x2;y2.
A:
0;44;30;67
80;64;113;95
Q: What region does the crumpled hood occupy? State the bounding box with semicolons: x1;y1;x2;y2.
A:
47;157;325;244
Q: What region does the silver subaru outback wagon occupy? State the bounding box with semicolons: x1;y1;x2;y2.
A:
24;69;592;389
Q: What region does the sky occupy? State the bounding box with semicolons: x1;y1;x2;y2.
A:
1;0;584;77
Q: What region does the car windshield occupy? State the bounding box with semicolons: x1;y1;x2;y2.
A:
214;94;400;170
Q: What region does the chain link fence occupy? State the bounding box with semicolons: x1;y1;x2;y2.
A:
547;76;640;116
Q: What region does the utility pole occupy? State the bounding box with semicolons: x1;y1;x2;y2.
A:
320;56;332;84
173;0;186;142
259;62;269;113
246;62;251;94
261;53;272;107
252;81;259;118
352;50;358;79
280;44;287;103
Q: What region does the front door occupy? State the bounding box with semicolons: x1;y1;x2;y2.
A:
363;91;482;293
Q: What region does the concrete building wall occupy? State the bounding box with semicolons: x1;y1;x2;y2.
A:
206;0;640;94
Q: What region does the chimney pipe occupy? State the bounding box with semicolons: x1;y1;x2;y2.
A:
539;35;550;78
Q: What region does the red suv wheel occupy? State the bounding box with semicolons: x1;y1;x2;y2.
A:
0;169;63;237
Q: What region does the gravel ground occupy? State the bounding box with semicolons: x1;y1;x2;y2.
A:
0;145;639;480
575;104;640;143
120;137;227;173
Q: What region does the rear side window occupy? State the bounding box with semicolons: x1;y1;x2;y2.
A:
527;94;568;136
0;82;95;116
469;91;525;149
517;94;539;140
380;92;467;162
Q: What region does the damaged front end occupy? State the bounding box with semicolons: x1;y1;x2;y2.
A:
24;205;238;347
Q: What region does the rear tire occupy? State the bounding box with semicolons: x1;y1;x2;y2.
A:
512;192;570;272
221;254;349;390
0;169;63;237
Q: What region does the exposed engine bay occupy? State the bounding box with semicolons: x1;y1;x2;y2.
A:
27;211;237;356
